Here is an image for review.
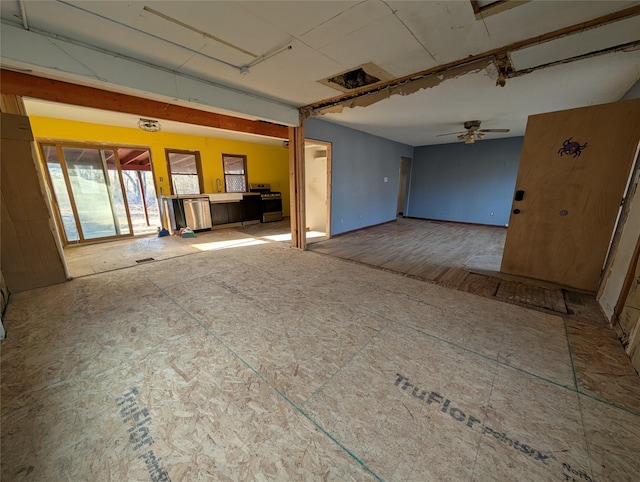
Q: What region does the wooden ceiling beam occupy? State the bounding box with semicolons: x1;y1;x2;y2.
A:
0;69;289;139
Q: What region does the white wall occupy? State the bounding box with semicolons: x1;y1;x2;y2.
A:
304;146;327;233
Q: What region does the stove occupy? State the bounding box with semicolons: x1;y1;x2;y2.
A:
249;184;283;223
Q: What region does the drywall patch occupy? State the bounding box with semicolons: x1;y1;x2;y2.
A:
116;388;171;482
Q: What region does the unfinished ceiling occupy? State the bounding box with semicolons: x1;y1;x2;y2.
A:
1;1;639;146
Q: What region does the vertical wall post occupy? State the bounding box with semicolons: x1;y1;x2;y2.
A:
289;114;306;249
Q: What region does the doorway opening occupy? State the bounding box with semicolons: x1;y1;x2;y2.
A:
40;142;160;245
397;156;412;218
304;139;332;244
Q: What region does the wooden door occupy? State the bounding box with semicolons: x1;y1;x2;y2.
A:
501;99;640;292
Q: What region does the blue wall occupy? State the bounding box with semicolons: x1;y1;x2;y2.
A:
408;137;523;226
305;118;414;235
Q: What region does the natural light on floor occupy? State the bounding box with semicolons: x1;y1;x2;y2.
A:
192;238;268;251
263;231;325;242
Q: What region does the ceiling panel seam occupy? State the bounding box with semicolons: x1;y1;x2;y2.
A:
0;20;298;113
303;6;640;115
379;0;436;61
53;0;241;70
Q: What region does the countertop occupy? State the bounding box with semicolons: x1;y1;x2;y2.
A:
161;192;261;200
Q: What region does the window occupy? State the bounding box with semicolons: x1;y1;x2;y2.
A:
166;150;203;195
222;154;248;192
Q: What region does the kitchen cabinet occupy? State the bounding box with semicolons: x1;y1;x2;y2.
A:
211;201;245;226
209;194;262;226
228;202;243;223
211;202;231;225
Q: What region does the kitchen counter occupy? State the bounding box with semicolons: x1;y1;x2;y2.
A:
161;194;209;200
161;193;263;229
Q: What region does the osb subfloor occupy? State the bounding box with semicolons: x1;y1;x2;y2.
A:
3;231;640;481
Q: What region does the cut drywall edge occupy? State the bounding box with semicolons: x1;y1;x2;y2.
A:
311;59;493;116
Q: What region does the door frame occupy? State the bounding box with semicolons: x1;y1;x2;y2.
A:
598;140;640;319
304;138;332;241
397;156;412;217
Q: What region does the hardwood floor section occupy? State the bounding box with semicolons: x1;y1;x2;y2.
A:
308;218;605;324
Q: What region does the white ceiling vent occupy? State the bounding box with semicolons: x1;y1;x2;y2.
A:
318;63;393;94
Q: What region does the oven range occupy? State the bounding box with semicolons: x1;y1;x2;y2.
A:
249;184;283;223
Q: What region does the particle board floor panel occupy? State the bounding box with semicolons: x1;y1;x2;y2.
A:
2;240;640;481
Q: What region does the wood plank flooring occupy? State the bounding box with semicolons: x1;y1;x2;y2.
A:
308;218;605;325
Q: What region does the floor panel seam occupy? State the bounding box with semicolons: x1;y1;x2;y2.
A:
149;279;385;481
563;317;580;392
395;320;576;391
303;320;391;406
396;320;640;418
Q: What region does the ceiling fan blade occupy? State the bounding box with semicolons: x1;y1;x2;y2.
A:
436;131;466;137
478;128;510;133
457;133;467;141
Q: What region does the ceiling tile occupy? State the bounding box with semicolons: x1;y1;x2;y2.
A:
299;0;390;49
238;1;360;38
318;15;435;77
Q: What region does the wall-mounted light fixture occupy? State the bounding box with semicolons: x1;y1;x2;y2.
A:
138;118;161;132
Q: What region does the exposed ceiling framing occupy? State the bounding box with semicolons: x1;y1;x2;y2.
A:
303;5;640;116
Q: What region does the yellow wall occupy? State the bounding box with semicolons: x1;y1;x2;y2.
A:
28;116;291;215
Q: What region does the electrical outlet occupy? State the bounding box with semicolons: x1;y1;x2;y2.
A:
384;177;388;183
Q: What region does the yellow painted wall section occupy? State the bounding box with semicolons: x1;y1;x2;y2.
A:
28;116;291;215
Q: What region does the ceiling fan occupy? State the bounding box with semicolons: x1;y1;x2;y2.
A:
436;120;510;144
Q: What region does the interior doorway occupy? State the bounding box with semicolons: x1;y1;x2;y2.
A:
397;156;412;217
304;139;331;244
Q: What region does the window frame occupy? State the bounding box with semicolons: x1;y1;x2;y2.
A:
165;149;204;195
222;153;248;193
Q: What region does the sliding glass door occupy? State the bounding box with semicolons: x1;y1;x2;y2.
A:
42;144;138;244
63;147;131;240
42;145;80;242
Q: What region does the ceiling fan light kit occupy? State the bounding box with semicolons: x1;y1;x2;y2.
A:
438;120;510;144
